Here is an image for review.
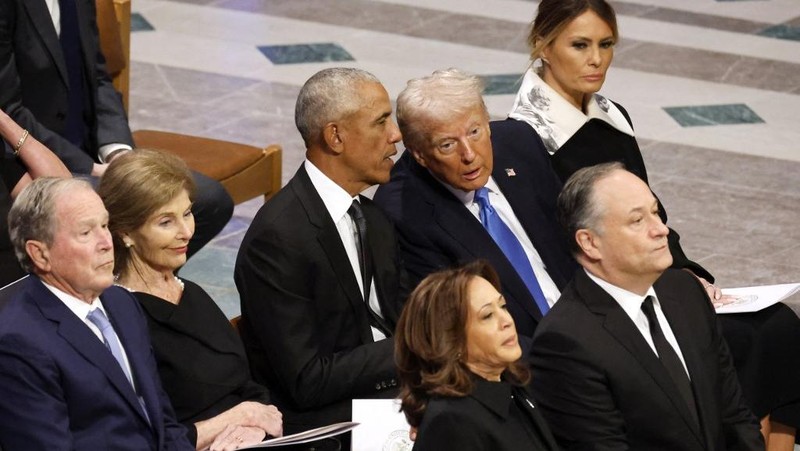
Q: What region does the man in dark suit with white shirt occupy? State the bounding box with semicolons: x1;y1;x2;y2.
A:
235;68;407;445
529;162;763;451
0;177;192;450
373;68;576;355
0;0;232;256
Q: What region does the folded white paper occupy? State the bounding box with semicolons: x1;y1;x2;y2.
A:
239;421;359;449
716;283;800;314
352;399;412;451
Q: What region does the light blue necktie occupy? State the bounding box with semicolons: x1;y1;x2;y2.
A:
474;187;550;315
87;308;150;425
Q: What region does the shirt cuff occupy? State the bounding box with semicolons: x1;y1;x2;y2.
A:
98;143;133;163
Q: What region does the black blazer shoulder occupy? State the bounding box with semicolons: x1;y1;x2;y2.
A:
413;378;559;451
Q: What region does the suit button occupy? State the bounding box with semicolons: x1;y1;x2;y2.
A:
375;383;381;390
390;379;397;387
56;112;66;119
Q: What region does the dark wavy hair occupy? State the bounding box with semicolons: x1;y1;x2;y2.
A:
395;260;530;428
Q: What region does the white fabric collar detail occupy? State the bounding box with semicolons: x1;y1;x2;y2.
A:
508;68;635;155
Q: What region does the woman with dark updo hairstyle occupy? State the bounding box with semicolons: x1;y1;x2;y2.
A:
396;260;558;450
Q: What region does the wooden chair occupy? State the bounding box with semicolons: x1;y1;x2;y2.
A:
95;0;282;204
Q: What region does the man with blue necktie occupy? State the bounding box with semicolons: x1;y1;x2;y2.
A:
373;68;576;355
0;178;192;450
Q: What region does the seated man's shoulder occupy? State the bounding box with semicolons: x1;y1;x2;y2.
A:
657;267;701;288
373;151;418;218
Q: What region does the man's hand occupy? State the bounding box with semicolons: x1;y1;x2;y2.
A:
91;163;108;177
209;424;265;451
230;401;283;438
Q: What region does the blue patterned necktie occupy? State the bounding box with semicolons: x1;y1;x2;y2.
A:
474;187;550;315
87;308;150;424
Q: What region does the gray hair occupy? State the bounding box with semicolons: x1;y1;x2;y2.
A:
294;67;381;147
557;162;624;255
8;177;93;272
396;68;488;152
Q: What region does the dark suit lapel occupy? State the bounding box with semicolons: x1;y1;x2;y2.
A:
291;167;373;343
657;286;713;448
575;271;704;442
23;0;69;85
29;279;149;426
413;163;543;322
101;290;161;431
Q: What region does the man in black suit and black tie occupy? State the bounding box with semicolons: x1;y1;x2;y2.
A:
530;162;763;451
373;68;576;356
234;68;407;446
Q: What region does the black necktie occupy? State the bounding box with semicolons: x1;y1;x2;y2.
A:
347;200;391;337
641;296;699;428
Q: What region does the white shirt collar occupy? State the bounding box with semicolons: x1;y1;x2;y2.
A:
305;159;359;224
584;269;657;319
41;280;106;319
440;176;500;208
508;68;635;155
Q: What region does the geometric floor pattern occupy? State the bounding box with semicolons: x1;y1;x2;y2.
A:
128;0;800;319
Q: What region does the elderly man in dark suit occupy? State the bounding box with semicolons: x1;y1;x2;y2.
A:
530;162;763;451
0;0;232;256
373;68;576;355
0;177;192;450
234;68;406;444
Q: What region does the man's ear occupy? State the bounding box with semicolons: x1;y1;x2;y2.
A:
25;240;51;273
322;123;344;154
575;229;602;261
409;148;428;168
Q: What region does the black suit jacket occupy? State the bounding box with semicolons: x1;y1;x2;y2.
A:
0;276;192;450
234;165;406;434
413;377;560;451
373;119;577;352
530;269;763;451
0;0;133;173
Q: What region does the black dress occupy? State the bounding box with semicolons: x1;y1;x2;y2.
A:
511;109;800;427
413;375;559;451
133;279;272;445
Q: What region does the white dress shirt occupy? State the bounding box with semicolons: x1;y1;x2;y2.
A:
585;269;690;378
305;160;386;341
444;177;561;307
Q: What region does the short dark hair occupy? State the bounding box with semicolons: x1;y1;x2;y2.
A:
557;162;624;255
395;260;529;428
